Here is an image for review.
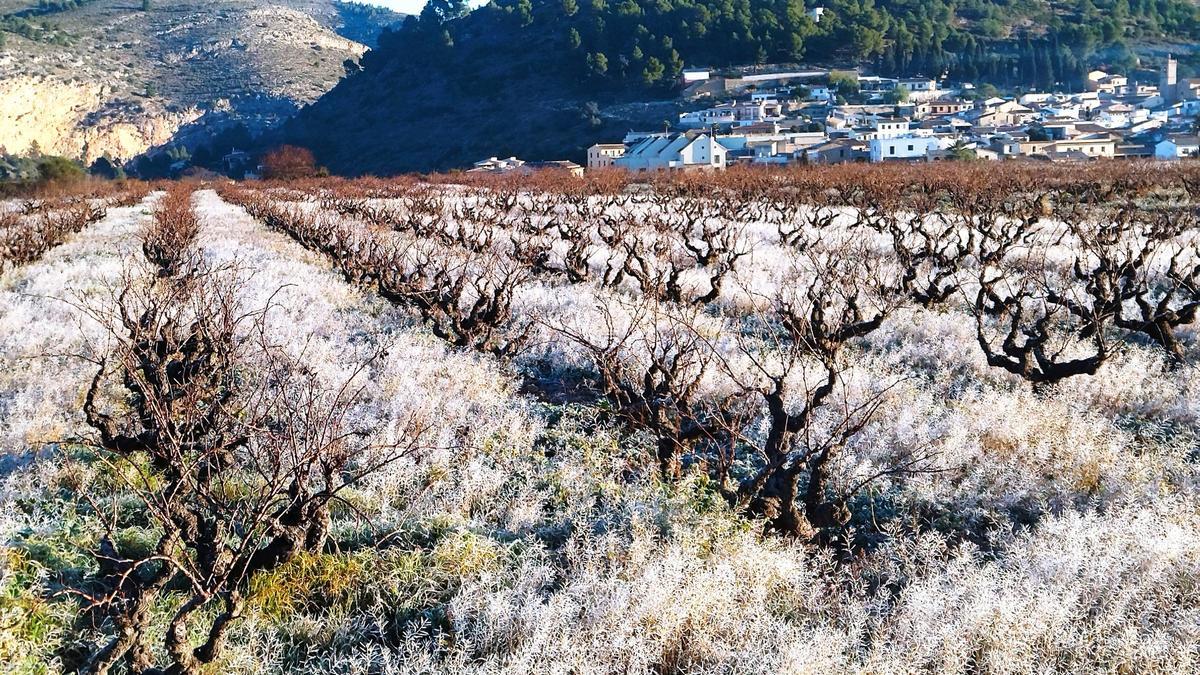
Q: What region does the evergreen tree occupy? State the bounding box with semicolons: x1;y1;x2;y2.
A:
642;55;664;86
587;51;609;77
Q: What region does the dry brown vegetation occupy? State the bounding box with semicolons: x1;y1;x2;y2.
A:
141;185;199;277
0;182;157;274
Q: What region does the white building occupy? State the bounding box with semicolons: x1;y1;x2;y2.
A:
679;103;737;128
682;68;711;83
1087;70;1129;94
900;77;938;92
1129;118;1165;135
586;143;626;170
614;132;728;171
870;136;945;162
1020;92;1055;106
734;99;784;125
468;156;584;176
1154;135;1200;159
806;85;833;102
1041;103;1083;119
1095;103;1136;127
871;116;912;139
467;156;525;173
858;76;898;93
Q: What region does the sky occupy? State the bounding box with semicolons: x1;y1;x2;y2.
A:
358;0;425;14
357;0;486;16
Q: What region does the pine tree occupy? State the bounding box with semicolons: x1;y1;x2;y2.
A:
587;51;609;77
642;55;665;86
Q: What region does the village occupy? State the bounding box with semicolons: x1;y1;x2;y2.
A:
469;56;1200;175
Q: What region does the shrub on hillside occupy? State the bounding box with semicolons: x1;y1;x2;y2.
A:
35;155;85;184
260;145;321;181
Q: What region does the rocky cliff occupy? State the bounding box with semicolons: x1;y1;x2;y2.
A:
0;0;401;164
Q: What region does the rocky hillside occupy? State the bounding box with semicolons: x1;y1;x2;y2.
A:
0;0;403;164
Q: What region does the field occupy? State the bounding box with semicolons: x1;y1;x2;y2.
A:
1;163;1199;673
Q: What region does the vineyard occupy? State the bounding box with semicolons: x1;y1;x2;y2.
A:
2;163;1199;673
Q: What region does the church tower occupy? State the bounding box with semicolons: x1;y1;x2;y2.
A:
1162;54;1179;104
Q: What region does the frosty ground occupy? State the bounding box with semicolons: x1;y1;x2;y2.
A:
2;173;1199;674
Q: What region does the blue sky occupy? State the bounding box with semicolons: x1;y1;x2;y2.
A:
358;0;487;16
358;0;424;14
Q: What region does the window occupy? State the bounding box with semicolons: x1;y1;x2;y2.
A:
908;144;914;151
890;146;895;155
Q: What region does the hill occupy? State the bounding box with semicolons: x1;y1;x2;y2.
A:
285;0;689;175
0;0;405;164
285;0;1200;174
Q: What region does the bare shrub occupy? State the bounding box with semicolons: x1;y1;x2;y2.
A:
971;219;1113;387
553;297;732;479
225;187;532;357
142;185;199;277
1053;203;1200;366
0;199;107;273
261;145;320;181
710;242;920;539
377;243;532;357
76;266;426;674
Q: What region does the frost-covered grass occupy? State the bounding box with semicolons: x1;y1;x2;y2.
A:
0;196;150;454
1;183;1198;674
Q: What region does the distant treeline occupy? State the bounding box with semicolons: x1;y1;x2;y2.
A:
373;0;1199;92
31;0;97;13
0;151;97;195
